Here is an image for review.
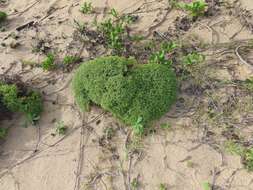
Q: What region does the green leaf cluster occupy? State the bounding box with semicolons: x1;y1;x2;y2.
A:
0;83;43;122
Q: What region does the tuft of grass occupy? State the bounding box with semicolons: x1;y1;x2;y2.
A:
244;77;253;92
63;55;80;66
41;53;55;71
0;11;7;23
225;141;253;172
72;56;177;128
80;2;93;14
225;141;244;156
0;83;43;123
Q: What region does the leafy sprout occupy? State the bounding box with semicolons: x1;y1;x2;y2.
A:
182;52;205;66
149;42;177;65
80;2;93;14
132;117;145;136
41;53;56;71
56;121;68;135
177;0;207;19
0;128;7;139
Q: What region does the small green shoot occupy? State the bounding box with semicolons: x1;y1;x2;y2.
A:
0;11;7;23
132;117;145;136
244;77;253;92
178;0;207;19
41;53;56;71
160;123;171;130
244;148;253;171
56;121;67;135
202;182;211;190
131;178;139;190
159;183;167;190
225;141;244;156
0;128;7;139
63;55;80;66
182;52;205;66
80;2;93;14
149;42;177;65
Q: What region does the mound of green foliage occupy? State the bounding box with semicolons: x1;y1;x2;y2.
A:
72;56;177;127
0;82;43;123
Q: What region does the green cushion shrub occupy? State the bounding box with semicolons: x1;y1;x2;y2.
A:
0;82;43;122
72;56;177;126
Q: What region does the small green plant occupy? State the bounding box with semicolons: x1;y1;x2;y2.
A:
0;11;7;23
56;121;67;135
131;178;139;190
244;77;253;92
225;141;244;156
182;52;205;66
160;123;171;129
244;148;253;171
149;42;177;65
178;0;207;19
63;55;80;66
225;141;253;172
80;2;93;14
202;182;211;190
0;128;7;139
132;117;145;136
41;53;55;71
97;8;135;53
0;83;43;123
159;183;167;190
103;127;116;140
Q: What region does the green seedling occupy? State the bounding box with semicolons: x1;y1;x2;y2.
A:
0;83;43;123
0;11;7;23
178;0;207;18
41;53;56;71
132;117;145;136
56;121;67;135
97;8;135;53
159;183;167;190
182;52;205;66
110;8;119;18
149;42;177;65
0;128;7;139
63;55;80;66
225;141;244;156
244;77;253;92
131;178;139;190
244;148;253;171
80;2;93;14
160;123;171;129
202;182;211;190
98;18;125;52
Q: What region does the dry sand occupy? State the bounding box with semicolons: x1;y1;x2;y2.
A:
1;0;253;190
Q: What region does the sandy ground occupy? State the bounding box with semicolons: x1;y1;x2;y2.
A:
1;0;253;190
